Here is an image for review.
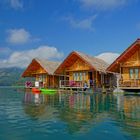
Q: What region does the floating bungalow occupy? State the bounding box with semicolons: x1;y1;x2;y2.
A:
22;51;116;91
22;58;61;88
54;51;110;91
107;39;140;90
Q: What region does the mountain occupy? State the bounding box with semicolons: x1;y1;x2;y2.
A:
0;67;25;86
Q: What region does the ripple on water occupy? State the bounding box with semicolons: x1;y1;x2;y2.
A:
0;89;140;140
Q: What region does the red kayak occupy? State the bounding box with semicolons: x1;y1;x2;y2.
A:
32;88;41;94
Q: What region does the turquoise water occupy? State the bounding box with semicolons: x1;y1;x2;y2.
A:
0;88;140;140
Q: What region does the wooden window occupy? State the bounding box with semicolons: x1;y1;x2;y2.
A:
42;75;46;82
83;72;86;81
76;73;79;81
73;72;86;81
39;75;43;81
73;73;76;81
135;68;139;79
129;68;139;79
129;69;134;79
79;73;82;81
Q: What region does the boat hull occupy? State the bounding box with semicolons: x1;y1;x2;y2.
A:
40;88;57;94
32;88;41;94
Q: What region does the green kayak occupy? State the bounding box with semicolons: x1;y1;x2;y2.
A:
40;88;57;94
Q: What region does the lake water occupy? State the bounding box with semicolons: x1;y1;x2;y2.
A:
0;88;140;140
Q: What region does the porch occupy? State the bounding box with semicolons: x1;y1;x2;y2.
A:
59;80;90;89
119;79;140;89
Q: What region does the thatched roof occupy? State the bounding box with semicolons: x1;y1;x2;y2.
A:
22;58;61;77
107;38;140;72
55;51;109;74
35;58;61;75
76;51;109;72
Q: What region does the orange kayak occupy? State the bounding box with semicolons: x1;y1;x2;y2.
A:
32;88;41;94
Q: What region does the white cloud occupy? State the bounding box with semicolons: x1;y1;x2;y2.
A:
0;46;64;68
7;28;31;45
0;0;23;10
10;0;23;9
64;15;97;31
79;0;131;10
96;52;120;64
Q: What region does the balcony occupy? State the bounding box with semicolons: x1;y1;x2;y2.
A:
119;79;140;89
59;80;90;89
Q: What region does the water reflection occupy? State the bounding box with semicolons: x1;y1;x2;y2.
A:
24;91;59;120
114;94;140;139
123;95;140;120
23;91;140;138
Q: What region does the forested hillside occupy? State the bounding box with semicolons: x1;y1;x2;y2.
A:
0;67;25;86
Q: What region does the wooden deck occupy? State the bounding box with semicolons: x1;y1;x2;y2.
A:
119;79;140;90
59;80;90;90
120;86;140;90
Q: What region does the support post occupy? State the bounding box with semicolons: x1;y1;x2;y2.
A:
53;75;54;88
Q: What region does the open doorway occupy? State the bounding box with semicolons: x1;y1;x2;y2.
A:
88;72;93;86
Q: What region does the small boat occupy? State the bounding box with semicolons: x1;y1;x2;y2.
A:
32;87;41;94
40;88;57;94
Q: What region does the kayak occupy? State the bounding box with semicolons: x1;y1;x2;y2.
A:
40;88;57;94
32;88;41;94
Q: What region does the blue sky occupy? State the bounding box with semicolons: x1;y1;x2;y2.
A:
0;0;140;68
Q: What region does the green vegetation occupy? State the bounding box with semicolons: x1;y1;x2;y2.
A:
0;67;25;86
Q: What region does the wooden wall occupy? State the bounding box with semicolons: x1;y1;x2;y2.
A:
121;48;140;81
68;71;89;81
67;59;90;71
23;60;47;77
122;68;129;80
121;48;140;68
35;74;59;88
64;58;104;87
65;58;91;82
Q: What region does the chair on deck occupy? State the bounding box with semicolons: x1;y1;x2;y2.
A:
25;81;32;88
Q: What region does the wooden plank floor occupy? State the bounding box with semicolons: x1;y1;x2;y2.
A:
120;86;140;90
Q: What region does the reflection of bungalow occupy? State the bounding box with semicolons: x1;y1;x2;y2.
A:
123;96;140;120
107;39;140;90
22;58;61;88
24;93;58;120
55;51;109;90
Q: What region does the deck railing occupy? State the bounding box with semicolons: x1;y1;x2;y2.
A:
119;79;140;87
59;80;90;89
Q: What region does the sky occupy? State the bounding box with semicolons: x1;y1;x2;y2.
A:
0;0;140;68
